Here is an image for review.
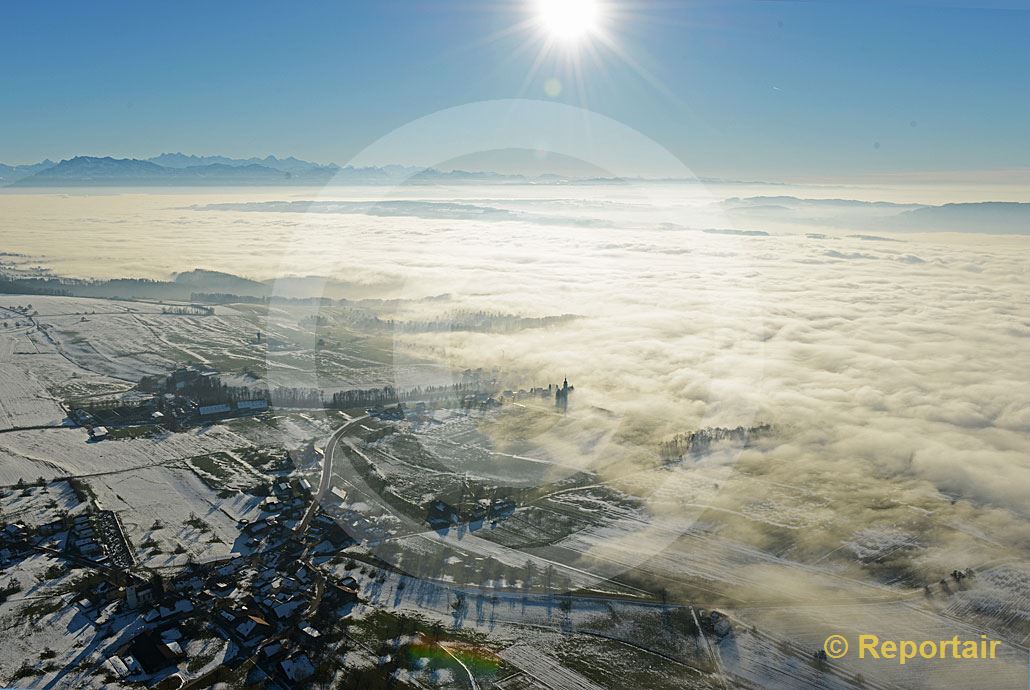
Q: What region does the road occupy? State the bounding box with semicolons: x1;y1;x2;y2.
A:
295;414;368;535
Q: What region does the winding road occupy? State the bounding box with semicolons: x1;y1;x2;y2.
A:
295;414;368;535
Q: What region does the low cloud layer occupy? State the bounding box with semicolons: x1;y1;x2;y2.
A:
3;184;1028;594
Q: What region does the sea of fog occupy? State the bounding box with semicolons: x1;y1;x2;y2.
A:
2;183;1030;685
2;183;1029;521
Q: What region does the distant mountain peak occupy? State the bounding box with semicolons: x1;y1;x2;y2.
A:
148;152;338;173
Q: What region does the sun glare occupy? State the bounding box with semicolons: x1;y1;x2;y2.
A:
537;0;600;42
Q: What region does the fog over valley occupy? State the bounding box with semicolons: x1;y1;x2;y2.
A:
0;182;1028;688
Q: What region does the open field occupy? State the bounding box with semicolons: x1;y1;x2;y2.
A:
0;425;254;485
84;463;264;566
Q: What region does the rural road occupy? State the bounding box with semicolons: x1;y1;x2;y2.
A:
295;414;368;534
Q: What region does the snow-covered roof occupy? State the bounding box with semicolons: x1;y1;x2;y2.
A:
237;619;259;637
273;599;305;619
298;623;320;638
103;656;130;678
281;655;315;682
237;399;268;410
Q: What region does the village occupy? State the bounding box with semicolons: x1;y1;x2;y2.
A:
74;363;575;441
0;359;597;688
1;461;368;687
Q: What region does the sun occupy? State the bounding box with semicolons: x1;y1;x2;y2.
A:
536;0;601;42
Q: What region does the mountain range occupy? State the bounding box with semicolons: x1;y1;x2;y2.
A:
0;154;599;187
148;153;339;173
0;159;58;185
724;196;1030;234
5;155;340;186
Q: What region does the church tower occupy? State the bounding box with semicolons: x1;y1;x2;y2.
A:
555;377;572;413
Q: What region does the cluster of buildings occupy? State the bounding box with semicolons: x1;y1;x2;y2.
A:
74;364;270;434
425;495;517;532
369;378;577;419
496;378;575;412
97;543;361;688
147;365;270;429
0;462;369;687
106;481;359;686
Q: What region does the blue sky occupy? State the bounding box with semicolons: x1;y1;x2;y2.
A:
2;1;1028;180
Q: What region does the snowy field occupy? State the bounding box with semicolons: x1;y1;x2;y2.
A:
86;463;265;566
0;480;84;526
0;294;421;402
0;343;67;430
0;425;254;484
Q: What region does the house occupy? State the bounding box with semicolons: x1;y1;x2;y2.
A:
298;622;321;640
127;630;185;675
162;640;184;658
236;399;269;411
126;582;156;609
260;642;285;662
272;598;305;620
280;655;315;683
425;500;460;530
236;615;272;642
160;628;183;643
157;599;194;619
709;610;731;637
102;655;133;679
326;581;360;610
211;580;236;597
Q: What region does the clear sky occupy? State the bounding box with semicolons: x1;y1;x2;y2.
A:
2;1;1029;180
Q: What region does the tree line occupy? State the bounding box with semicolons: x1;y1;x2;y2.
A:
659;424;773;462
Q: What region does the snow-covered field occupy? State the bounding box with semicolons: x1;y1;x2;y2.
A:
0;425;254;484
0;359;66;430
86;463;264;566
0;480;84;526
0;328;69;430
